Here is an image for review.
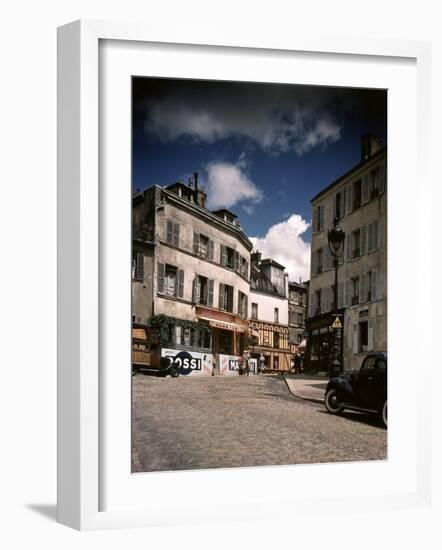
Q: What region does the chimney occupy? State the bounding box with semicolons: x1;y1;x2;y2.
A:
251;251;262;265
361;134;382;161
194;172;198;192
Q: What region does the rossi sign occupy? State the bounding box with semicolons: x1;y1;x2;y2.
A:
161;349;213;376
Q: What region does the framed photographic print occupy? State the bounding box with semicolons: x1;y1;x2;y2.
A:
57;19;432;530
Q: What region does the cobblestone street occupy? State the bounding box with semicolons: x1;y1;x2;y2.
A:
132;374;387;473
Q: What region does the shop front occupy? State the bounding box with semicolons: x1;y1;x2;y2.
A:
305;309;344;373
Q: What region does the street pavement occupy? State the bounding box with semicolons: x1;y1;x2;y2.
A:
132;374;387;473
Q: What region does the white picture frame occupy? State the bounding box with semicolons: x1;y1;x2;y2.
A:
57;19;433;531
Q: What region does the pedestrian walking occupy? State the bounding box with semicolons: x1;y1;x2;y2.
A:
294;353;301;374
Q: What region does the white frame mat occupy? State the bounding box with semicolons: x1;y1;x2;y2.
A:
57;19;432;531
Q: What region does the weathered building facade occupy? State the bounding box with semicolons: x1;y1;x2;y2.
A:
249;253;291;372
132;177;253;375
288;280;308;352
306;135;387;372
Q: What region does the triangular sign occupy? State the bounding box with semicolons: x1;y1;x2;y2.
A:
331;316;342;329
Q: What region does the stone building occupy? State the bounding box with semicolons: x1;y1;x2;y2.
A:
288;280;308;353
132;175;253;375
248;252;291;372
306;135;387;372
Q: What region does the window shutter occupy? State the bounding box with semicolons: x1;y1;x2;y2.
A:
136;252;144;280
208;240;214;261
371;269;378;301
157;262;165;294
346;184;353;214
345;232;352;261
374;220;380;249
319;205;324;230
312;207;317;233
367;319;374;351
353;323;358;354
173;223;180;247
320;288;326;313
361;225;367;255
245;294;248;318
380;161;386;194
166;219;173;244
195;277;201;303
244;259;249;279
325;287;331;312
234;251;240;272
177;269;184;299
338;282;344;309
193;232;200;255
219;283;225;310
361;174;369;204
341;188;346;218
309;293;314;317
360;273;366;303
344;279;350;307
367;222;374;252
311;249;316;276
207;279;214;307
220;245;227;266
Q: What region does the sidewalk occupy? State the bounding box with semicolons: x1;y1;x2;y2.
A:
283;374;329;404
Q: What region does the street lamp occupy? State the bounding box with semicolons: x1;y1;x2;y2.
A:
327;216;345;377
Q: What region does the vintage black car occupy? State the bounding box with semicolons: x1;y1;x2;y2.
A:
324;352;387;427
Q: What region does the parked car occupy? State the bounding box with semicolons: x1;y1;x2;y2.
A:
132;325;180;377
324;352;387;427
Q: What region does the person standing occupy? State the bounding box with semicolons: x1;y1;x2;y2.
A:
294;353;301;374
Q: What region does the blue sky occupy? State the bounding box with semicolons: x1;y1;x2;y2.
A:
132;78;386;280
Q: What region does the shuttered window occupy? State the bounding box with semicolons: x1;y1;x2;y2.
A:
360;273;367;303
219;283;225;310
346;184;353;214
353;323;358;354
177;269;184;299
371;269;378;301
157;262;165;294
135;252;144;280
344;280;350;307
345;232;352;261
367;319;374;351
193;232;200;254
166;219;180;247
360;225;367;255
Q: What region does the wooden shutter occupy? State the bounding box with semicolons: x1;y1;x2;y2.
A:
234;251;240;272
367;319;374;351
157;262;165;294
338;282;344;309
193;232;200;255
136;252;144;280
166;219;173;244
173;223;180;247
311;249;316;275
244;294;248;318
219;283;225;310
220;245;227;266
177;269;184;299
380;161;386;194
346;184;353;214
368;222;374;252
360;225;367;255
193;277;201;303
208;240;214;261
374;220;380;249
361;173;369;204
371;269;378;301
319;205;324;230
320;288;325;313
353;323;359;353
207;279;214;307
309;292;314;317
345;232;352;261
360;273;367;303
344;279;350;307
312;207;317;233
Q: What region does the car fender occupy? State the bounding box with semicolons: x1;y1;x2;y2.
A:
326;378;355;402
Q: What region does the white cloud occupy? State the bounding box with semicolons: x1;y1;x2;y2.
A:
250;215;311;281
204;156;263;210
144;88;341;156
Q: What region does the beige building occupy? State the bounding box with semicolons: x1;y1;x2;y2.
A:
132;175;253;375
306;135;387;372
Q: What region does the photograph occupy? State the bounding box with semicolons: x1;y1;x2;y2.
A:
130;77;388;473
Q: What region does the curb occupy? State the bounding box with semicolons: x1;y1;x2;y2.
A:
282;377;325;405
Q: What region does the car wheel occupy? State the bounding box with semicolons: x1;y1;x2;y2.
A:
169;365;180;378
325;389;344;414
382;400;387;427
